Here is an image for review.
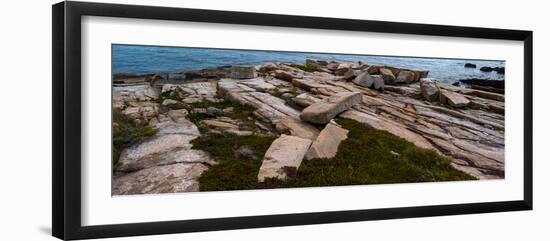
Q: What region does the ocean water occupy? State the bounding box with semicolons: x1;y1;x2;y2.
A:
112;44;505;83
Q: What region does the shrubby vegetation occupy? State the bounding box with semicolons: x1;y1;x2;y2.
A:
196;118;474;191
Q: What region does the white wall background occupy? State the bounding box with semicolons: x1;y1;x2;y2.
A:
0;0;547;240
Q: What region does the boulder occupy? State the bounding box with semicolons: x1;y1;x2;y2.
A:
365;65;383;74
395;70;416;84
300;92;362;124
326;62;341;71
306;59;321;69
440;90;470;108
257;135;312;182
353;72;384;90
384;66;401;76
412;69;429;80
334;64;352;76
306;123;349;160
493;67;505;74
274;70;295;81
464;63;477;68
275;116;320;140
231;65;257;79
343;69;360;80
379;68;396;84
480;66;493;72
420;78;440;102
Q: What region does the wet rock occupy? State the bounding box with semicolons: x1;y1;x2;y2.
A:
452;81;460;86
231;65;257;79
420;78;440;102
493;67;505;74
464;63;477;68
275;116;320;140
440;90;470;108
300;92;362;124
306;123;348;160
257;135;312;182
480;66;493;72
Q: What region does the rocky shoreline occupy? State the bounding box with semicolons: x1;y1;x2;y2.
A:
112;59;505;195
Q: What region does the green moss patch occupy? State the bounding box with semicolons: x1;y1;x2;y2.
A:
185;100;259;130
193;133;276;191
112;110;158;168
290;64;318;73
196;118;475;191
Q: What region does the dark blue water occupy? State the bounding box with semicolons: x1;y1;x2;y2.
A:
112;44;505;83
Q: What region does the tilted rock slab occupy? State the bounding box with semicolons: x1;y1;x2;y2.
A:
275;116;320;140
440;90;470;108
300;92;362;124
420;78;440;102
353;72;384;90
306;123;349;160
218;79;300;122
257;135;312;182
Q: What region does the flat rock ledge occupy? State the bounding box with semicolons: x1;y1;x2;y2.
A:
300;92;362;124
113;59;507;192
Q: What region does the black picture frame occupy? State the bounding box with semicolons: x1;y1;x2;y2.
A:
52;1;533;240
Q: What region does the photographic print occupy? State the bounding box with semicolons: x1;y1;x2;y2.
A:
111;44;505;195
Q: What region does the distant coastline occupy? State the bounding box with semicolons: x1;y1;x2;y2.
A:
112;44;505;83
